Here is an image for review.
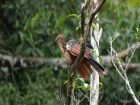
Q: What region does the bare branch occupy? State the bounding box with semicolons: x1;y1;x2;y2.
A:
81;0;91;36
67;0;91;105
103;42;140;61
88;0;105;27
109;38;140;105
102;42;140;67
89;0;105;105
0;53;140;75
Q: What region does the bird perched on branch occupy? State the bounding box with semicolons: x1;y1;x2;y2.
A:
56;34;107;79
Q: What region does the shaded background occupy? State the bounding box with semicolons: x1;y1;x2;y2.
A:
0;0;140;105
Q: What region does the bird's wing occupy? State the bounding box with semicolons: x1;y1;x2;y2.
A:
66;39;107;76
86;42;93;49
66;39;92;58
77;40;93;49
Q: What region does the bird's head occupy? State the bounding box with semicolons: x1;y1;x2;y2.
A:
55;33;64;42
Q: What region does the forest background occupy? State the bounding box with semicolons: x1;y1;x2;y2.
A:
0;0;140;105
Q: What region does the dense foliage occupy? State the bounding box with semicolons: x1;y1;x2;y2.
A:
0;0;140;105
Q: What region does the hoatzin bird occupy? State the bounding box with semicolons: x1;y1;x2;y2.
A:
56;34;107;79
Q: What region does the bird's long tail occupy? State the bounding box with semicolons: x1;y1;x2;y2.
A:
88;58;107;76
78;62;91;80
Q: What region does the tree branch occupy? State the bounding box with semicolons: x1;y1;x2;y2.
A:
67;0;91;104
89;0;105;105
0;44;140;74
109;38;140;105
102;42;140;67
66;0;106;104
88;0;106;28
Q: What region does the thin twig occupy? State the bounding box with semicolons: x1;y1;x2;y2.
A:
110;38;140;105
124;48;136;71
109;38;125;80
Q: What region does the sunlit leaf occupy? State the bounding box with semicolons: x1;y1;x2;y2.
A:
66;14;80;20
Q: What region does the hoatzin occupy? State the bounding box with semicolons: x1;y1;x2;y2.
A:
56;34;107;79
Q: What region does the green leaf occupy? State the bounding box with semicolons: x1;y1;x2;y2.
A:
31;13;40;28
19;31;25;43
92;23;97;30
35;48;44;56
66;14;80;20
99;82;103;89
29;32;34;46
64;80;68;85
